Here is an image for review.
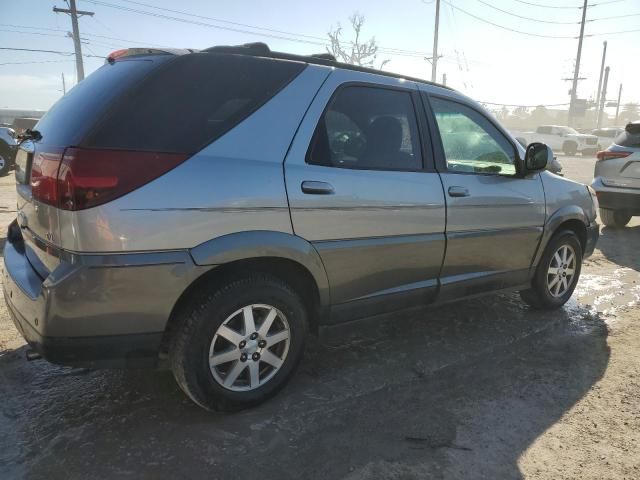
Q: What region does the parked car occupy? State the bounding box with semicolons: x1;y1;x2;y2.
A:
592;121;640;227
592;127;624;150
0;126;18;176
520;125;599;156
3;44;599;411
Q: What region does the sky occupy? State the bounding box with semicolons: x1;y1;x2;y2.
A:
0;0;639;115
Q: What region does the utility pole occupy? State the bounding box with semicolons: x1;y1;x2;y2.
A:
53;0;94;82
614;83;623;124
442;72;447;86
597;66;609;129
595;41;607;119
431;0;440;83
567;0;588;127
61;72;66;95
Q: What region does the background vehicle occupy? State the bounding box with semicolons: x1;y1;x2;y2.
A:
0;126;17;176
3;44;598;411
519;125;598;156
592;127;624;150
592;121;640;227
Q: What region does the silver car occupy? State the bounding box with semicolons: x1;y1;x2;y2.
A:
3;43;599;411
592;121;640;228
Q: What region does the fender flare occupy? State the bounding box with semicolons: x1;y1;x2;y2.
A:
190;230;331;308
532;206;589;269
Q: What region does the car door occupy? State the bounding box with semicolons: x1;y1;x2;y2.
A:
421;92;546;300
284;70;446;324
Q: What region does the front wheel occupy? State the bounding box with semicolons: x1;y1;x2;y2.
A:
520;231;582;310
600;208;631;228
170;274;307;411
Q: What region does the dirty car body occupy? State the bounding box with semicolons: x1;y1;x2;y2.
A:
3;44;599;410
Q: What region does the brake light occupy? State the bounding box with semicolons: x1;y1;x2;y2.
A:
596;150;632;161
106;49;129;63
31;147;188;211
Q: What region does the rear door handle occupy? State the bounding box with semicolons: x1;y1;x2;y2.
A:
301;181;334;195
448;186;470;197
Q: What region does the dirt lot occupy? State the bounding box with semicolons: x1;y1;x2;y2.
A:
1;155;639;480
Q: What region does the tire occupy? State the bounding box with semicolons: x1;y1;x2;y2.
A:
170;274;308;412
520;231;582;310
600;208;631;228
562;141;577;156
0;144;12;176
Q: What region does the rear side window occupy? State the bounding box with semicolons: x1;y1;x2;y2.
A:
85;54;305;153
307;86;423;171
537;126;552;134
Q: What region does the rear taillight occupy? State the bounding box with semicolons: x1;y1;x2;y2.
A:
596;150;632;161
31;148;188;211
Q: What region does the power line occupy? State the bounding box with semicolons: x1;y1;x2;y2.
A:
474;0;580;24
589;13;640;21
82;0;443;59
0;47;103;58
0;60;74;66
442;1;578;38
509;0;583;9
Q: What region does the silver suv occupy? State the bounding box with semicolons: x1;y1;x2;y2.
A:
3;44;599;411
592;121;640;227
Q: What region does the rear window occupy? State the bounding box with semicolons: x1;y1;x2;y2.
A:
84;53;306;153
615;124;640;148
34;57;169;147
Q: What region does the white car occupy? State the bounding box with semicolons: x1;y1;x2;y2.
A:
521;125;599;156
592;127;624;150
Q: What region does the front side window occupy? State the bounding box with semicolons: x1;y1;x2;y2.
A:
307;86;422;171
431;97;516;175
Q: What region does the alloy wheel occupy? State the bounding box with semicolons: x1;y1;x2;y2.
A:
209;304;291;391
547;244;576;297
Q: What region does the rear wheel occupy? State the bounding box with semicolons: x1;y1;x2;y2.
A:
170;274;307;411
520;231;582;310
600;208;631;228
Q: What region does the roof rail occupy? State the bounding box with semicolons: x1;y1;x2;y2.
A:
201;42;452;91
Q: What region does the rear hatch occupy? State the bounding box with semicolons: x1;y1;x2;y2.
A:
14;53;175;275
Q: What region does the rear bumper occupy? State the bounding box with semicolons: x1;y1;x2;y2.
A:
2;221;205;368
5;293;163;368
592;178;640;214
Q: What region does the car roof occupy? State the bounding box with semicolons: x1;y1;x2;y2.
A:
201;42;455;92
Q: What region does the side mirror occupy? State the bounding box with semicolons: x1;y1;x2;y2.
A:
525;142;552;172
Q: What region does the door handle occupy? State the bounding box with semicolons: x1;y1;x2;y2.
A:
448;186;470;197
301;181;334;195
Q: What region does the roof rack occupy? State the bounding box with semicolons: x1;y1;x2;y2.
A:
202;42;452;91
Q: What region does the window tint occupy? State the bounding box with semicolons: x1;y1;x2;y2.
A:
431;97;516;175
86;53;305;153
308;86;422;171
34;57;169;146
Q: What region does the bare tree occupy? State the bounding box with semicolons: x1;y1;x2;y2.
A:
327;13;389;69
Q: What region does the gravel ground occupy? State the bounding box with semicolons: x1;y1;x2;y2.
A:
0;155;639;479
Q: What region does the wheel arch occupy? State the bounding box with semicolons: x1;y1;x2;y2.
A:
160;231;330;355
532;206;588;270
